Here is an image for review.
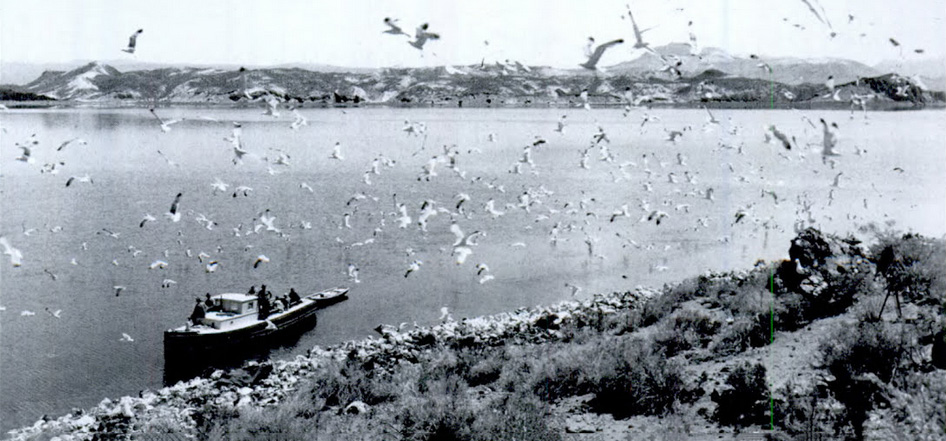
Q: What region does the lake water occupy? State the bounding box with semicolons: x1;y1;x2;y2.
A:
1;107;943;431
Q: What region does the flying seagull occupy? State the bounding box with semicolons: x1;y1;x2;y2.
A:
409;23;440;50
626;4;654;50
65;174;94;187
57;138;88;151
122;29;143;54
149;260;168;270
0;237;23;267
580;37;624;70
766;125;793;150
404;260;423;277
382;17;410;36
253;255;270;268
139;213;156;228
149;109;183;133
166;192;183;222
820;118;840;158
451;223;483;264
205;261;219;273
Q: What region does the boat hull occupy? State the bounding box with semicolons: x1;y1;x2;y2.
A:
165;304;317;357
163;287;347;383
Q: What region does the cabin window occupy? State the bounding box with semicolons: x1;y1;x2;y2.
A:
249;302;255;310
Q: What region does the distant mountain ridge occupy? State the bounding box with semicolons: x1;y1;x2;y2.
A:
5;45;944;108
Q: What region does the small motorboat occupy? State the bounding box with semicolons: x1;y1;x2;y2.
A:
308;287;349;307
164;287;347;362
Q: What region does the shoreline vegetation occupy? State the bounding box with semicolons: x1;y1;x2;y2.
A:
6;226;944;440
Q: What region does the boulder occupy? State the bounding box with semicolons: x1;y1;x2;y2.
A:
344;400;369;415
565;417;597;433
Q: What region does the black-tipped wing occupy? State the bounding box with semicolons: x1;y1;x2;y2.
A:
169;192;182;214
127;29;142;49
585;39;624;67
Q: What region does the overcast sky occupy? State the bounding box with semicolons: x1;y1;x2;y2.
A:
2;0;944;68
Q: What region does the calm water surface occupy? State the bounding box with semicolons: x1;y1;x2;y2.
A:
1;107;944;431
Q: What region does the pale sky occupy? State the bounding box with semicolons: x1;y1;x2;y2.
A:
1;0;944;69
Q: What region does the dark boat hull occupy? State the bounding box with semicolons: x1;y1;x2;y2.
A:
163;301;319;384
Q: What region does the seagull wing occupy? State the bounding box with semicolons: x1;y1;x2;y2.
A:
585;39;624;68
450;223;465;246
128;30;142;48
453;246;472;264
384;19;406;35
169;192;182;214
798;0;826;24
626;7;647;44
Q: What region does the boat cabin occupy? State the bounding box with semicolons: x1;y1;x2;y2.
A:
197;293;259;331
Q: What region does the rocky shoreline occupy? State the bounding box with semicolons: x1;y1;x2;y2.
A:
5;285;658;440
6;228;944;440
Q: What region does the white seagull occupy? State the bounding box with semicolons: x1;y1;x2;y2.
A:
121;29;143;54
289;108;308;130
211;178;229;194
254;255;270;268
57;137;88;151
451;223;483;264
347;264;361;283
382;17;410;36
262;94;281;117
565;283;583;297
149;109;183;133
820;119;840;159
330;142;344;160
409;23;440;50
166;192;183;222
0;237;23;267
139;214;156;228
65;174;94;187
232;185;253;198
626;5;655;50
404;260;423;277
580;37;624;70
15;143;34;163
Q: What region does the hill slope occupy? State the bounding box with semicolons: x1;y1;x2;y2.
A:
10;59;944;109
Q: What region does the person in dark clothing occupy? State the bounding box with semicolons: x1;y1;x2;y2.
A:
189;298;206;325
256;285;270;320
204;293;214;308
248;286;256;295
288;288;301;306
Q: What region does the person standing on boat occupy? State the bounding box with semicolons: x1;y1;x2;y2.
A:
248;286;256;295
189;298;206;325
288;288;301;306
204;293;215;310
257;285;270;320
